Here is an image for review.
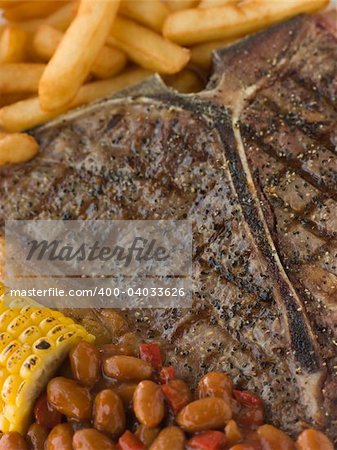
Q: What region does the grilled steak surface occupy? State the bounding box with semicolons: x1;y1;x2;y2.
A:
0;13;336;441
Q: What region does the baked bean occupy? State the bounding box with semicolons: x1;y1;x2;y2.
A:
45;423;73;450
114;382;138;408
225;420;243;447
73;428;115;450
244;431;263;450
93;389;126;437
149;426;185;450
99;343;123;359
66;420;92;433
257;425;295;450
198;372;233;400
296;429;334;450
133;380;165;427
161;379;192;414
70;341;101;386
34;394;62;429
26;423;49;450
104;355;152;381
91;375;118;394
0;432;28;450
47;377;92;420
177;397;232;433
135;425;160;447
236;407;264;428
118;332;141;356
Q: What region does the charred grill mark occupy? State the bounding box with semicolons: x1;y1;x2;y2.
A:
290;71;337;114
259;75;337;149
267;194;337;241
263;97;336;154
242;132;337;200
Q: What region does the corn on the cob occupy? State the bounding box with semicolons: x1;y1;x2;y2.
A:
0;291;94;434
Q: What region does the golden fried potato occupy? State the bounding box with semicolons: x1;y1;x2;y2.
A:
38;0;120;111
33;24;126;79
0;63;45;93
163;0;329;45
110;16;190;74
0;132;39;165
0;25;28;63
164;69;204;93
3;1;63;21
0;68;152;132
190;38;235;69
119;0;170;32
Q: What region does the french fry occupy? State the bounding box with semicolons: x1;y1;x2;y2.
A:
110;16;190;74
0;68;152;132
0;1;22;7
33;25;126;79
164;69;204;93
0;26;28;63
190;38;235;69
0;93;29;108
0;132;39;165
3;1;64;21
163;0;329;45
119;0;170;32
91;45;127;80
39;0;120;111
167;0;199;11
0;63;45;93
199;0;236;7
9;1;76;33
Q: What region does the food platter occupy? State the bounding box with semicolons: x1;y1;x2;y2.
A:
0;1;336;449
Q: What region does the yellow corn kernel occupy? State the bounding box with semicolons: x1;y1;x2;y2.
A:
47;324;69;340
7;314;31;336
20;354;41;379
18;326;41;345
30;309;52;324
0;296;94;433
0;333;13;352
0;340;21;366
39;316;59;334
6;344;31;374
0;310;17;330
1;374;22;403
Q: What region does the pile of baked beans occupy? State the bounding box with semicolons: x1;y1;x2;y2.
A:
0;333;334;450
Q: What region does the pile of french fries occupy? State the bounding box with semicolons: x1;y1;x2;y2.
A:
0;0;328;165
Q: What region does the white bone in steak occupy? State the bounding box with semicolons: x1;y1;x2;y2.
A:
0;12;336;442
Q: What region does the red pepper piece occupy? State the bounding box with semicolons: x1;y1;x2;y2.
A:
159;366;176;384
161;382;190;415
187;431;227;450
139;343;163;371
34;393;62;429
118;431;145;450
233;390;263;409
